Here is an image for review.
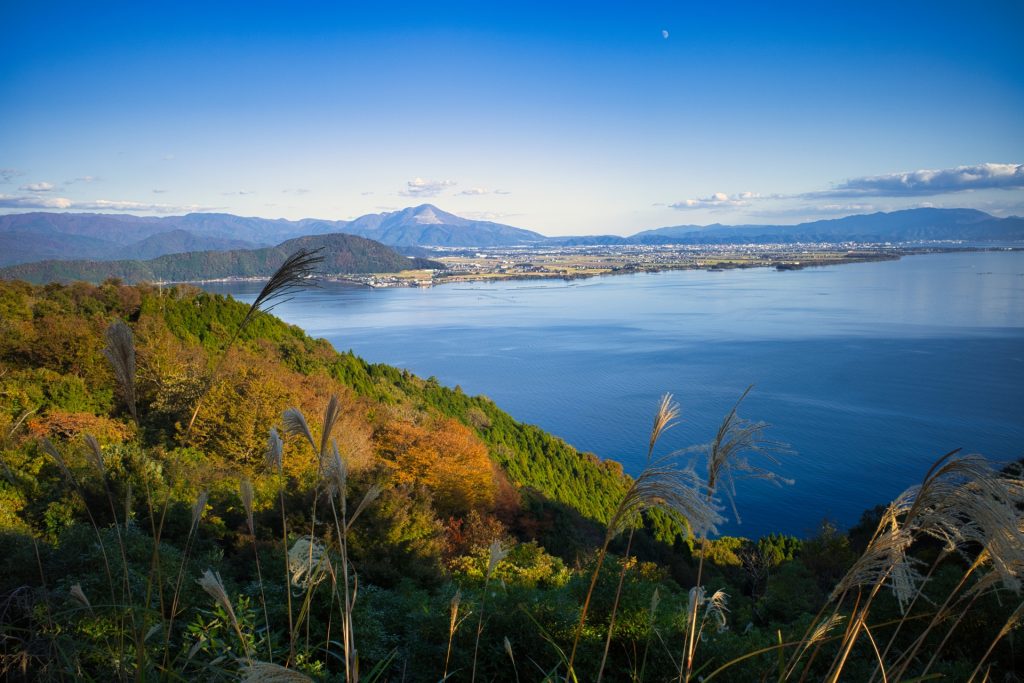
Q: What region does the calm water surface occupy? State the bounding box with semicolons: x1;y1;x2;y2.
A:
206;251;1024;538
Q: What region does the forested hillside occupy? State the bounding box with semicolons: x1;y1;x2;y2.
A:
0;232;442;284
0;278;1019;681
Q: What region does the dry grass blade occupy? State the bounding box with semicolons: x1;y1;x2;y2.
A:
41;438;71;480
191;489;210;529
102;319;137;422
83;434;105;477
346;483;382;530
241;661;314;682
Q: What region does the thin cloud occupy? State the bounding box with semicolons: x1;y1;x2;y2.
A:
152;189;167;194
458;187;512;196
400;177;456;197
811;163;1024;198
670;191;761;210
19;182;54;192
283;188;310;195
460;211;522;221
221;190;254;196
0;194;214;213
0;169;24;184
0;194;73;209
66;175;99;184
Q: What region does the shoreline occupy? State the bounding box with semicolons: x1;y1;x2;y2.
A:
166;244;1021;288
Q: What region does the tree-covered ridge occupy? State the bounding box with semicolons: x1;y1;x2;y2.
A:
0;278;1020;681
0;232;443;285
0;278;629;527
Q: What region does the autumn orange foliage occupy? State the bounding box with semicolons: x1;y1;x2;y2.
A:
375;417;497;516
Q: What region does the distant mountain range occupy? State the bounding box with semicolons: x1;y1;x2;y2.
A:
0;204;546;267
620;208;1024;245
0;206;1021;271
0;233;442;285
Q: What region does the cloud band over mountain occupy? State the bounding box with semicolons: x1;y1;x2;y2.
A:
813;163;1024;198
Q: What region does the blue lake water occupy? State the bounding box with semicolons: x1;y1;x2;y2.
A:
205;251;1024;539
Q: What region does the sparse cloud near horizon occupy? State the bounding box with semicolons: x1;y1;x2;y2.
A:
19;182;54;192
460;210;523;221
458;187;511;196
670;192;761;210
401;177;456;197
0;194;215;213
811;163;1024;198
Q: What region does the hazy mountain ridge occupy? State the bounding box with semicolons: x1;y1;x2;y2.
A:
0;232;443;284
340;204;548;246
0;205;547;265
1;207;1021;269
627;208;1023;244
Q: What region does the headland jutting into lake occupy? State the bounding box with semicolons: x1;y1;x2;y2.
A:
325;241;1017;288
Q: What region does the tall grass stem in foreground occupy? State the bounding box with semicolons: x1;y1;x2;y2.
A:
186;248;323;434
472;540;508;683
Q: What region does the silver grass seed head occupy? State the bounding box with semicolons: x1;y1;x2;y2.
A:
246;248;324;322
322;442;347;496
705;588;730;633
102;319;137;420
69;583;91;610
287;536;327;589
266;428;283;471
197;568;234;617
319;394;341;460
240;661;314;683
649;586;661;617
449;588;462;630
648;393;680;459
240;477;255;534
282;408;316;454
610;456;723;538
191;489;209;529
504;636;514;660
486;539;508;579
809;613;845;646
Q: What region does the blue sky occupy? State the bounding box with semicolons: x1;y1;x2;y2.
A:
1;1;1022;235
